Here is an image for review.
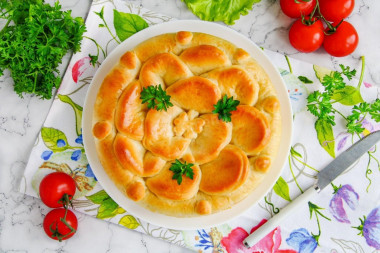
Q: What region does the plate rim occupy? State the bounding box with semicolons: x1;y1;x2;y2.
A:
83;19;293;230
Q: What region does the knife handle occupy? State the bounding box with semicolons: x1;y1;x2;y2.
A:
243;186;318;248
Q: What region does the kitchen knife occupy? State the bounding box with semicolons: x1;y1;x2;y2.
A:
243;130;380;248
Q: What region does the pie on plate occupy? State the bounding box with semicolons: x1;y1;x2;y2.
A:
83;20;292;229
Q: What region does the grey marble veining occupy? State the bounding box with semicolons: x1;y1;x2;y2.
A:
1;0;379;252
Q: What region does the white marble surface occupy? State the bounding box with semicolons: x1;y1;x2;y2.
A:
1;0;379;252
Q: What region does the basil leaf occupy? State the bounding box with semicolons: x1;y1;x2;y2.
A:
113;10;148;42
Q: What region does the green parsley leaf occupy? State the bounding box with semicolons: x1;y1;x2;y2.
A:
369;98;380;122
322;71;345;93
140;85;173;111
339;64;357;80
298;76;313;84
213;94;240;122
0;0;86;99
89;54;98;67
169;159;194;185
306;91;335;126
346;99;380;134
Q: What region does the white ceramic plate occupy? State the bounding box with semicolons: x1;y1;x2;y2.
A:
83;20;293;230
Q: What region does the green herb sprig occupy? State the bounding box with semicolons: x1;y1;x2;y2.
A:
0;0;86;99
213;94;240;122
307;64;360;127
346;99;380;134
169;159;194;185
140;85;173;111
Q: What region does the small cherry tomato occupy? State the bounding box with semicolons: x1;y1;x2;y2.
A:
323;21;359;57
43;208;78;241
280;0;317;18
289;17;324;53
39;172;76;208
319;0;355;22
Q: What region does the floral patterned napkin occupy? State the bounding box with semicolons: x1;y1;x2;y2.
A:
20;0;380;252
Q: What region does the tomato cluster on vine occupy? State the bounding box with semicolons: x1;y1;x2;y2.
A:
39;172;78;241
280;0;358;57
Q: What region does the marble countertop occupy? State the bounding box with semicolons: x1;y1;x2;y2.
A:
1;0;379;252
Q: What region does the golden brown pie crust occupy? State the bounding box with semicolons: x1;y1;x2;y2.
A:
92;31;281;217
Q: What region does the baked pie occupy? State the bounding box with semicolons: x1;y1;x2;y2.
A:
92;31;281;217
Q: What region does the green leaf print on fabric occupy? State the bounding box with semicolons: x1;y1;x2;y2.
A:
86;189;110;204
315;119;336;158
41;127;69;152
298;76;313;84
113;10;148;42
331;86;364;106
119;215;140;229
331;238;366;253
308;201;331;243
313;65;333;83
86;190;125;219
273;176;291;202
57;94;83;136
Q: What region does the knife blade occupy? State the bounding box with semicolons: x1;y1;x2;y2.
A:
243;130;380;248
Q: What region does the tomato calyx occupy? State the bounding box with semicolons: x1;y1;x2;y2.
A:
48;209;77;242
301;15;318;26
58;193;74;210
322;18;344;35
300;0;319;26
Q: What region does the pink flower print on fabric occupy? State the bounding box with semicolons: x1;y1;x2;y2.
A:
329;184;359;223
221;219;297;253
72;56;91;83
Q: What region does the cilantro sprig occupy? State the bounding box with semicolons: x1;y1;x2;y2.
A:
140;85;173;111
213;94;240;122
169;159;194;185
0;0;86;99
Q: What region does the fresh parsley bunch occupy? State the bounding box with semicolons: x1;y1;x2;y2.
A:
0;0;86;99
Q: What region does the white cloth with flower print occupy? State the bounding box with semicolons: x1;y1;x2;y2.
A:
20;1;380;252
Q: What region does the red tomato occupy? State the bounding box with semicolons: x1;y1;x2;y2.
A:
39;172;76;208
323;21;359;57
289;17;324;53
319;0;355;22
280;0;317;18
43;208;78;241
